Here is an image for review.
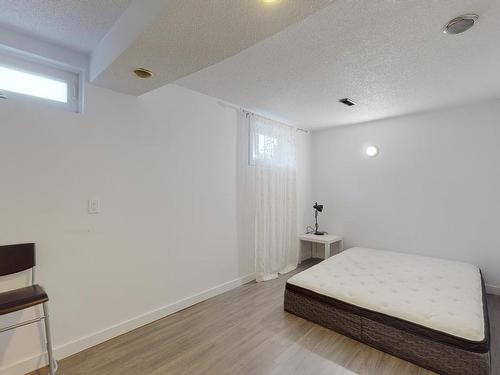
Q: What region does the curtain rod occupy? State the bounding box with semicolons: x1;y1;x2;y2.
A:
217;100;310;134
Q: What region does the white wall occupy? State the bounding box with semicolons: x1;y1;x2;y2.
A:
311;99;500;290
0;82;312;375
0;83;253;375
296;131;313;233
296;131;315;261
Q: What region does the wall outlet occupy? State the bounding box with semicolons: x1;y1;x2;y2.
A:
88;199;100;214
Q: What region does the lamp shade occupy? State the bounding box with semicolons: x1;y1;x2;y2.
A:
313;202;323;212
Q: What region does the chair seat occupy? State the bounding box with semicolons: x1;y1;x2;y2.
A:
0;285;48;315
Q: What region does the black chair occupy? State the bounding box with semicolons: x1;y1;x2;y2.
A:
0;243;57;374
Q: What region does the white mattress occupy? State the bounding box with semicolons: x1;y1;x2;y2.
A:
287;247;485;341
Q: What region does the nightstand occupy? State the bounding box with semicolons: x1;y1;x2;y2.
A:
299;233;344;259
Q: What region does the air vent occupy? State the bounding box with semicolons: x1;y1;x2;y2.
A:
339;98;356;106
444;14;478;35
0;92;7;99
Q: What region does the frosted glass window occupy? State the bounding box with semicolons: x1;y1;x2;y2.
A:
249;117;295;169
0;66;68;103
256;133;278;159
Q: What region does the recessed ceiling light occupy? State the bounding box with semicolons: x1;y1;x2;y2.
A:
443;14;478;35
366;145;379;158
133;68;154;79
260;0;281;4
339;98;357;106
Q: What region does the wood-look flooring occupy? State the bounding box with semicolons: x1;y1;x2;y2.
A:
28;260;499;375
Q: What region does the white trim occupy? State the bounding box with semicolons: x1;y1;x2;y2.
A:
0;273;256;375
486;284;500;296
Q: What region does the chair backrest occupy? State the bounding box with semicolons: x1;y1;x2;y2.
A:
0;243;35;277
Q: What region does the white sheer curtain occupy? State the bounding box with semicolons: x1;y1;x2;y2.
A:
249;114;298;282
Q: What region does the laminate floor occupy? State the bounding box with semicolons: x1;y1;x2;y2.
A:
27;260;499;375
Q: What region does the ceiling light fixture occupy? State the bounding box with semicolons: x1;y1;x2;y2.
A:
133;68;154;79
339;98;357;106
366;145;379;158
261;0;281;3
443;14;478;35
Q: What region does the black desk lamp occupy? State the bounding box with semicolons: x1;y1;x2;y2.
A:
313;202;325;235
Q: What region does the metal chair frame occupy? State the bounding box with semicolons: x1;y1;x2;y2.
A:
0;244;57;375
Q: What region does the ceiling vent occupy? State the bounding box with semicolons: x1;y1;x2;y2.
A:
444;14;478;35
339;98;356;106
0;92;7;100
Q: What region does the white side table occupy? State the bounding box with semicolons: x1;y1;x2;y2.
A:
299;233;344;259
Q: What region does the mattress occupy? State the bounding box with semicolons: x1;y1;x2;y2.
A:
284;248;491;374
287;247;486;344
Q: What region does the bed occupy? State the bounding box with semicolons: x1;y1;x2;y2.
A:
284;247;490;375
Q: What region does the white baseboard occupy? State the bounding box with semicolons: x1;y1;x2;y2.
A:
486;284;500;296
0;273;256;375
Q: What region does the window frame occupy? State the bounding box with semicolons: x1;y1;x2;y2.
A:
0;52;80;113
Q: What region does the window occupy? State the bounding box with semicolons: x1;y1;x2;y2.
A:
0;66;68;103
255;133;278;160
0;52;80;112
249;116;295;169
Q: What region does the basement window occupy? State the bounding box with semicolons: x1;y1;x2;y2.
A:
0;53;80;113
249;117;295;169
255;133;278;160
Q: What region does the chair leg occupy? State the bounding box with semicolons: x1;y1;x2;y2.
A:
42;302;57;375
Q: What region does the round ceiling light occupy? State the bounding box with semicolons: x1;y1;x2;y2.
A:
443;14;478;35
133;68;154;79
366;145;379;158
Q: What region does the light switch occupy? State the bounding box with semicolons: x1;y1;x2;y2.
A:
88;199;100;214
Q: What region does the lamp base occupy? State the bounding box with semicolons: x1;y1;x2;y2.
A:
314;231;325;235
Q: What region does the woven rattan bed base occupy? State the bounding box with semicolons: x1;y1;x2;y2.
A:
284;287;490;375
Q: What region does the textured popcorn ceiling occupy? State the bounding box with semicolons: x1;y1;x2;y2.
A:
177;0;500;129
2;0;499;129
92;0;334;95
0;0;132;52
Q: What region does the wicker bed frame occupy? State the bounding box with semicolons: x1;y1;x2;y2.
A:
284;277;491;375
